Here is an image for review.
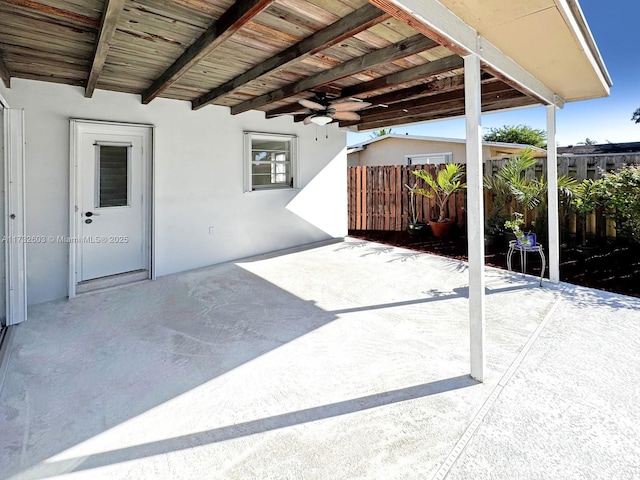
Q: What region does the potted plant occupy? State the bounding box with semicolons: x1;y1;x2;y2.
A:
411;164;466;238
405;182;427;234
504;212;536;247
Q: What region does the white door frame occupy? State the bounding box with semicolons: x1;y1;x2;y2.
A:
69;119;154;298
3;108;27;325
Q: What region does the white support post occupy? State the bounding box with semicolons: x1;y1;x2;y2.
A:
546;105;560;283
464;54;485;382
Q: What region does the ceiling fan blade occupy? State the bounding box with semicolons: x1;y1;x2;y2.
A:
270;109;310;116
331;100;372;112
303;115;314;125
299;99;325;110
331;111;361;121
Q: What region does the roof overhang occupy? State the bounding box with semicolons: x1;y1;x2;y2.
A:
0;0;610;130
369;0;611;108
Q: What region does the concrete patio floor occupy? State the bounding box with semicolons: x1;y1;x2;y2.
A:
1;239;639;479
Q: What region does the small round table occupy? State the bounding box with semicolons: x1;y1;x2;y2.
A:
507;240;546;286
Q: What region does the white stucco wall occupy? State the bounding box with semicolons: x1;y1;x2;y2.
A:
0;79;347;305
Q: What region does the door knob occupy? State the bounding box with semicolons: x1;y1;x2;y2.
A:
85;212;100;217
85;219;92;224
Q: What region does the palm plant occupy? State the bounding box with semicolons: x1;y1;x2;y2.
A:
572;179;602;247
411;164;466;223
485;149;576;240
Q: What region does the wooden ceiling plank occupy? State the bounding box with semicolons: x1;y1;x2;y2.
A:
192;3;389;110
231;33;437;114
0;54;11;87
142;0;274;104
1;0;100;27
85;0;126;98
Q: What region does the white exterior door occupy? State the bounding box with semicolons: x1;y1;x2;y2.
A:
73;122;151;284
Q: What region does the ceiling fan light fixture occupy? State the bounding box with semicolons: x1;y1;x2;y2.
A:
310;115;332;126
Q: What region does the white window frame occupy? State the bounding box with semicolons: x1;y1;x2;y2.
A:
244;132;298;192
405;152;453;165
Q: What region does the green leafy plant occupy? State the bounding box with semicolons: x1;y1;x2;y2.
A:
504;212;531;245
411;164;466;223
598;165;640;243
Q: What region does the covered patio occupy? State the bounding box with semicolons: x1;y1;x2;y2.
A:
1;240;639;479
0;0;612;382
0;1;622;475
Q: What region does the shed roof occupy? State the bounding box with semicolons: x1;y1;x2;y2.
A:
558;142;640;155
347;133;547;155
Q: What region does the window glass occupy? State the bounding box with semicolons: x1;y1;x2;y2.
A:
249;135;294;189
99;145;129;207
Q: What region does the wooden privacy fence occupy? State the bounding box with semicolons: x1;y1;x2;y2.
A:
348;164;466;231
484;154;640;183
349;154;640;235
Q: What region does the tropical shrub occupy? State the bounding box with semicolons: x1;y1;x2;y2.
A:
598;165;640;242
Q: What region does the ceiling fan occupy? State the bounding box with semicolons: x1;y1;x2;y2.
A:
295;93;371;126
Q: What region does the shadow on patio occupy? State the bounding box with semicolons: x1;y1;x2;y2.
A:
0;240;559;479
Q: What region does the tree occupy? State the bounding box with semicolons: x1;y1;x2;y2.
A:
577;137;597;145
483;124;546;148
632;108;640;124
369;128;393;139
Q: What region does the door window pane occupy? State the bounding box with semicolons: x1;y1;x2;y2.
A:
99;145;128;207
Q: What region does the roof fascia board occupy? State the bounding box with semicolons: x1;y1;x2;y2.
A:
369;0;565;108
555;0;612;90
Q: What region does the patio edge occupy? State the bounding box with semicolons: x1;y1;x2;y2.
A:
431;290;565;480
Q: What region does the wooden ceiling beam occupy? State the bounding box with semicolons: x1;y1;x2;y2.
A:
292;83;516;124
267;71;481;118
351;93;534;131
231;34;438;115
362;71;494;106
354;96;537;130
1;0;100;27
266;72;487;118
192;4;389;110
341;54;463;99
0;54;11;88
355;81;514;124
85;0;125;98
142;0;274;104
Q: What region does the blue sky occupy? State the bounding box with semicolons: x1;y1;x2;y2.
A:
346;0;639;147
